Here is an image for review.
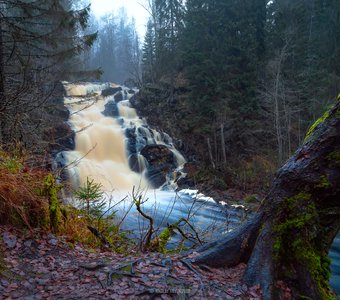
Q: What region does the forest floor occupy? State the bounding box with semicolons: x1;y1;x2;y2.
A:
0;226;263;300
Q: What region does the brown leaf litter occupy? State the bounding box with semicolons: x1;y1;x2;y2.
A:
0;226;262;299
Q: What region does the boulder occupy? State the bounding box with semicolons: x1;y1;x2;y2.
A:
47;122;75;154
141;144;176;188
101;86;122;97
128;154;141;173
129;93;140;109
176;176;196;189
125;127;137;155
141;144;175;167
102;100;119;117
3;232;17;249
114;92;124;102
145;167;167;188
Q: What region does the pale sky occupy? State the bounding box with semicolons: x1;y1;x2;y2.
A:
90;0;150;37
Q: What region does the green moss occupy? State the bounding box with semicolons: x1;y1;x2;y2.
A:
304;110;329;142
158;226;173;253
273;192;334;299
244;194;259;203
316;175;332;189
336;94;340;118
43;174;62;233
2;158;22;173
327;151;340;165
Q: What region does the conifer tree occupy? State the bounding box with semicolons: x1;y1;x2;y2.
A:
0;0;96;147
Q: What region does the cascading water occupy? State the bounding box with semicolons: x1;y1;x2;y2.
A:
59;81;244;242
63;82;185;192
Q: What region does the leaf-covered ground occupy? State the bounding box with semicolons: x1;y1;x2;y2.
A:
0;226;262;299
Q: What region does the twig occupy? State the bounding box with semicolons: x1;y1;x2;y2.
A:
133;187;154;251
79;262;107;271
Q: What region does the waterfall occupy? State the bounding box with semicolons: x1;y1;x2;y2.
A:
62;82;185;193
58;81;247;248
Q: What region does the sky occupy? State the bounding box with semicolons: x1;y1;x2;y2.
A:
90;0;150;38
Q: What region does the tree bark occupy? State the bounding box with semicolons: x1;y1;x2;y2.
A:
207;137;216;169
191;99;340;299
0;12;7;145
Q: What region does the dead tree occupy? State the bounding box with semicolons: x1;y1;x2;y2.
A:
191;98;340;299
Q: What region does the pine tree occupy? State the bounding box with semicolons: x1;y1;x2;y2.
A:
142;19;156;83
0;0;96;147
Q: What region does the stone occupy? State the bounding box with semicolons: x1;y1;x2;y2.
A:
125;128;137;155
128;154;139;173
48;239;58;246
140;145;176;188
102;101;119;118
47;122;75;153
3;232;17;249
114;92;123;102
141;145;175;167
101;86;122;97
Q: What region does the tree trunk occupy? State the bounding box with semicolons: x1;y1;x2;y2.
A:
221;123;227;166
191;99;340;299
207;137;215;169
0;13;7;145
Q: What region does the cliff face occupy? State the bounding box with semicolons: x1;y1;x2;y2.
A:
44;82;72;150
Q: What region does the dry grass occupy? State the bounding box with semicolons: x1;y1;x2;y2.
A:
0;151;49;229
0;150;131;253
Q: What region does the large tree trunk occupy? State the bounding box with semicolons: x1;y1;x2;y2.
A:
0;13;5;144
191;98;340;299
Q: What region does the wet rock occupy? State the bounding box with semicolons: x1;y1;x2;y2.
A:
128;154;141;173
129;93;140;108
3;232;17;249
141;145;176;188
176;177;195;189
48;103;70;120
125;128;137;155
145;168;167;188
102;100;119;118
128;89;135;94
141;145;175;167
47;122;75;154
114;92;123;103
101;86;122;97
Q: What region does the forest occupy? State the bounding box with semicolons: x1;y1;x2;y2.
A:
0;0;339;299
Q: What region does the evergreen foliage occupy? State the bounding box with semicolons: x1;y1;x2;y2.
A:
140;0;340;174
0;0;96;148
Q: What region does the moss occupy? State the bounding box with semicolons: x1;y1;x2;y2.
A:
304;110;329;142
158;226;173;253
244;194;259;203
2;158;22;173
273;192;334;299
327;151;340;165
336;94;340;118
316;175;332;189
43;174;62;233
